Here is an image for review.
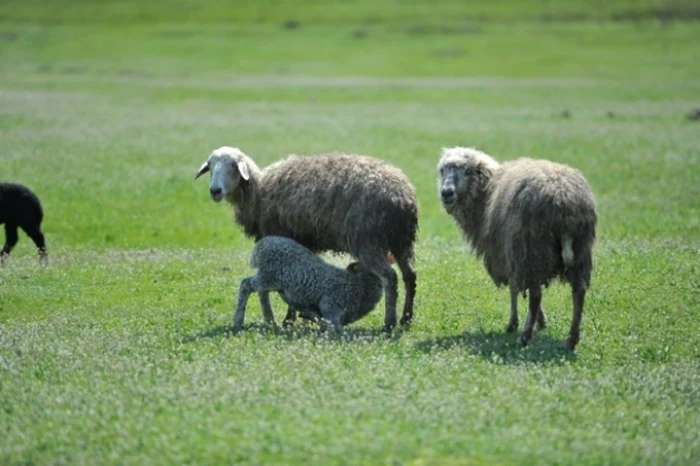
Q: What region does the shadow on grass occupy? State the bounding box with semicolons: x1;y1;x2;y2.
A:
182;321;407;344
414;329;577;365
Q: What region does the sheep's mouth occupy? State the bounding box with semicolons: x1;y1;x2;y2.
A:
441;197;457;209
210;193;224;202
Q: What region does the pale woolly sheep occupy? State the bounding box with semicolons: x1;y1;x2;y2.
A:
195;146;418;331
234;236;384;330
0;182;47;265
437;147;597;350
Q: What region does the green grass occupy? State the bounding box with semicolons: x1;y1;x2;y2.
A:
1;1;699;465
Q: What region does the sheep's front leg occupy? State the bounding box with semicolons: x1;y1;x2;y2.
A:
1;223;19;264
517;286;542;347
282;306;297;327
318;296;343;333
234;277;255;329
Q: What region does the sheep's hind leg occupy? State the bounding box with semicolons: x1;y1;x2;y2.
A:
362;253;398;332
506;286;519;333
395;250;417;327
1;223;19;264
565;266;589;351
566;285;586;351
22;223;47;265
536;305;548;330
233;277;255;329
517;286;542;347
258;291;277;326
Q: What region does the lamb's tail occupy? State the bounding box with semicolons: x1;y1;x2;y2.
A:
561;234;575;268
249;248;260;269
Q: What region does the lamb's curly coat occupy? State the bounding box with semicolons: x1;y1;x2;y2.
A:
196;146;418;330
437;147;596;350
234;236;384;330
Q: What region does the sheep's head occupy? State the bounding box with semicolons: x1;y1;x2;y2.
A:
195;146;250;203
437;146;499;212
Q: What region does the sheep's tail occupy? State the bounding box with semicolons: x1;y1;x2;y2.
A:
561;234;575;268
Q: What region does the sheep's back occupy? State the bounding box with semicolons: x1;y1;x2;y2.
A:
484;159;596;289
259;154;418;255
0;183;44;225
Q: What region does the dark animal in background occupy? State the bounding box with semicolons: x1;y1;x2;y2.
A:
195;146;419;331
437;147;597;351
0;183;47;264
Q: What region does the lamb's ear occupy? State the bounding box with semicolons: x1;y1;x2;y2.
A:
237;160;250;181
194;162;209;180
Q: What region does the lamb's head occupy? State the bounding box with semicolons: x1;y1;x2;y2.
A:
437;147;499;212
195;146;251;203
345;262;383;308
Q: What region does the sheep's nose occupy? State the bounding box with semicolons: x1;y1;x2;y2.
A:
441;188;456;204
210;187;222;197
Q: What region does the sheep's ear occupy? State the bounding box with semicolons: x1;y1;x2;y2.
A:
194;162;210;180
237;160;250;181
347;262;361;273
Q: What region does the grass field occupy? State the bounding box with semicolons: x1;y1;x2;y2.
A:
1;1;699;464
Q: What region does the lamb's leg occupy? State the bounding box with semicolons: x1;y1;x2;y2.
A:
234;277;255;329
21;223;47;265
258;291;277;326
1;223;19;264
517;285;542;347
318;296;343;333
506;286;519;333
282;306;297;327
566;287;586;351
395;250;417;326
361;253;398;331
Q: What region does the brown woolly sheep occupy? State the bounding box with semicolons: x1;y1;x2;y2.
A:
437;147;596;350
195;146;419;331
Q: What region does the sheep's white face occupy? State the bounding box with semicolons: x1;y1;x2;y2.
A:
195;146;250;203
437;147;498;212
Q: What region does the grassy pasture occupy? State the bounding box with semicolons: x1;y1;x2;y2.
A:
1;1;699;464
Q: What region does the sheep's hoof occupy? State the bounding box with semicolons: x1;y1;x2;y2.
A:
282;319;295;328
505;322;519;333
564;337;579;352
516;335;531;347
399;315;413;327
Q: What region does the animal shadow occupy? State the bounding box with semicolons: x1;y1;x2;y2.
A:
414;329;577;365
182;321;406;345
